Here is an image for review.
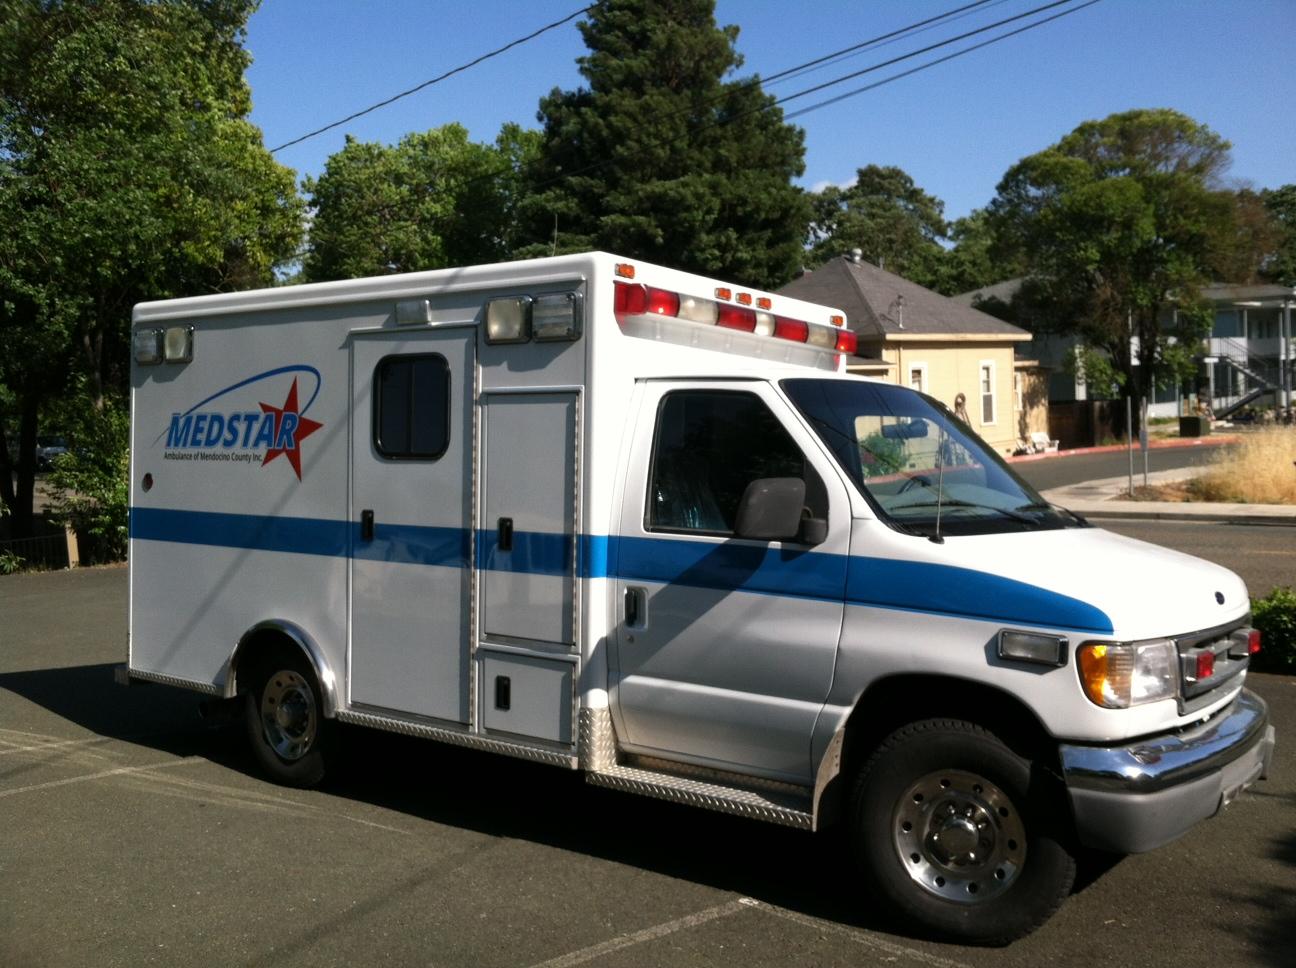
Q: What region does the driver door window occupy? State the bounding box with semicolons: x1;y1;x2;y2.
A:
647;390;824;536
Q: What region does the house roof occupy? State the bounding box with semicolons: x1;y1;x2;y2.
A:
1201;283;1296;304
950;277;1023;307
955;279;1296;309
780;257;1030;340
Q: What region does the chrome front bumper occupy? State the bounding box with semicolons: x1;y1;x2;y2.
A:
1059;689;1275;853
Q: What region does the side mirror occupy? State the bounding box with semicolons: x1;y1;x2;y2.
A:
798;516;828;545
734;478;806;542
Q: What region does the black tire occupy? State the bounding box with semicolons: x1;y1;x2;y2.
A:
242;647;331;788
849;718;1075;945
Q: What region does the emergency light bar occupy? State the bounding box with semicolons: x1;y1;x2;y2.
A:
613;282;857;356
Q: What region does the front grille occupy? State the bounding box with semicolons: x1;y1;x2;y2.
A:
1175;617;1251;715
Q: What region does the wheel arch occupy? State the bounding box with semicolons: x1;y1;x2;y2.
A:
224;619;339;719
814;673;1058;829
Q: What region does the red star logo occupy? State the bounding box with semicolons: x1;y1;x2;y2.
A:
259;378;322;480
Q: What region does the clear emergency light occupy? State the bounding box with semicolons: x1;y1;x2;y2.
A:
163;325;193;363
485;296;531;344
533;292;583;341
134;328;163;365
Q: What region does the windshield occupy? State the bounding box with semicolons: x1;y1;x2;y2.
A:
782;378;1084;537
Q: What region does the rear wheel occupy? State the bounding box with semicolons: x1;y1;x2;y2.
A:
242;648;331;787
849;718;1075;945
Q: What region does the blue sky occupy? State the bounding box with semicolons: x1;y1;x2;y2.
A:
246;0;1295;223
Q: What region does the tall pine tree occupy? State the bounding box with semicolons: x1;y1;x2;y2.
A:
521;0;809;289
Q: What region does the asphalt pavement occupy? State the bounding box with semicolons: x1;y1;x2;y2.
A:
1;566;1293;968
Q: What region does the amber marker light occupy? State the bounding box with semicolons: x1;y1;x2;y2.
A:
1078;644;1118;707
1077;640;1177;709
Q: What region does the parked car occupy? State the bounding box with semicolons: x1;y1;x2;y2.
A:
35;435;69;471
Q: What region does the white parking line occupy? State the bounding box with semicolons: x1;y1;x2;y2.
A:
526;899;751;968
744;898;972;968
526;896;972;968
0;736;111;756
0;757;200;798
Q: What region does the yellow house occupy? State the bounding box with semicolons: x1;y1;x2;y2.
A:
779;254;1042;456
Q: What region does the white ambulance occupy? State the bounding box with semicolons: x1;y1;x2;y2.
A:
126;252;1274;943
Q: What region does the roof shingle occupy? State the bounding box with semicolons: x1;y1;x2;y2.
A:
780;257;1030;339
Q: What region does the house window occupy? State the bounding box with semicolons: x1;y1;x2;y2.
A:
1014;371;1024;413
374;354;451;460
908;364;927;394
980;362;996;425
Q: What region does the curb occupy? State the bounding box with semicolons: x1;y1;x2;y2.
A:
1042;470;1296;526
1061;505;1296;527
1007;436;1238;463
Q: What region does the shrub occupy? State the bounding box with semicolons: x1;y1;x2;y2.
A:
47;398;129;564
1251;586;1296;675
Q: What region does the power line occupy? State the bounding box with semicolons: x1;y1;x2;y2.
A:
783;0;1102;121
519;0;1093;197
760;0;1007;88
269;3;600;154
769;0;1082;112
291;0;1102;250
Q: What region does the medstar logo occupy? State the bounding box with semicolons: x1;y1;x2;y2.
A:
160;365;324;481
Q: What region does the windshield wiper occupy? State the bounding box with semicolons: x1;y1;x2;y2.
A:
892;499;1038;524
1016;501;1090;527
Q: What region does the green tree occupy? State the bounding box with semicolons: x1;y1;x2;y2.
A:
1261;184;1296;286
303;123;539;282
931;208;1023;296
0;0;301;538
521;0;809;289
988;109;1239;436
807;165;948;284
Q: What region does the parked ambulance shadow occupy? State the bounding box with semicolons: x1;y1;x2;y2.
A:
327;724;884;934
0;663;880;935
0;661;1145;951
0;662;248;784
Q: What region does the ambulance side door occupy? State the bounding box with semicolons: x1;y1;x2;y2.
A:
610;380;849;785
349;328;474;723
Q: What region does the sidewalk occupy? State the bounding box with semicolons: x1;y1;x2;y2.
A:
1042;467;1296;526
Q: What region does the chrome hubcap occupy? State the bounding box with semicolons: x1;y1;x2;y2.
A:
260;670;317;762
892;769;1026;903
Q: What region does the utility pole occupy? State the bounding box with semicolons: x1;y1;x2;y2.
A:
1284;296;1293;411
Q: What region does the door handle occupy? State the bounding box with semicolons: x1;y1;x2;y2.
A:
498;517;513;552
625;586;647;629
361;509;374;542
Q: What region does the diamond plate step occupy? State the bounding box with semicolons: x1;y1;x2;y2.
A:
587;763;814;830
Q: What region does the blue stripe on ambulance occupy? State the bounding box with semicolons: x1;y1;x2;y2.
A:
129;507;1113;634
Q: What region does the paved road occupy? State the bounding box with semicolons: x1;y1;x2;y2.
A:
1012;442;1229;493
0;566;1292;968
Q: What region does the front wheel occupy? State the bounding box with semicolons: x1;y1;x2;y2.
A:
242;649;331;788
849;718;1075;945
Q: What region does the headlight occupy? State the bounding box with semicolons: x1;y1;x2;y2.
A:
1077;639;1177;708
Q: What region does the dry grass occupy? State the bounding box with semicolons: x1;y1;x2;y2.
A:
1189;429;1296;504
